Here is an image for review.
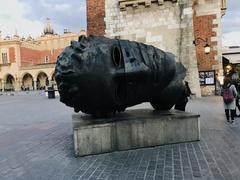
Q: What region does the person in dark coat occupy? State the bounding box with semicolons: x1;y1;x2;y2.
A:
174;81;191;111
222;78;238;123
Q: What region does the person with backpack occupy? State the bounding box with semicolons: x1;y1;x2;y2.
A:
222;78;238;123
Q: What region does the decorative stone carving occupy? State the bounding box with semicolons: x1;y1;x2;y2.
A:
119;0;177;11
221;0;227;16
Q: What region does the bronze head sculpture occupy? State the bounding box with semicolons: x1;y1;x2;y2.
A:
55;35;187;117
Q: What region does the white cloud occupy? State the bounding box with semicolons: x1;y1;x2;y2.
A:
40;0;71;12
222;16;240;24
0;0;44;38
222;16;240;33
54;4;71;11
222;32;240;46
221;0;240;45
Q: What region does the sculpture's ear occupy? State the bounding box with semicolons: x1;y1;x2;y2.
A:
78;35;87;43
71;36;87;52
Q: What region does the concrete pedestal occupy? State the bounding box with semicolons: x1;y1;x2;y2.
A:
72;109;200;156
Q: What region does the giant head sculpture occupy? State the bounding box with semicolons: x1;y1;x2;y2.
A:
55;35;186;117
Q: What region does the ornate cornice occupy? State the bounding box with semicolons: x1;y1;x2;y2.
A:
119;0;177;11
0;40;21;46
20;63;55;70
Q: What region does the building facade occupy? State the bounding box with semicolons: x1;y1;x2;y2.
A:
87;0;227;96
222;46;240;78
0;18;86;91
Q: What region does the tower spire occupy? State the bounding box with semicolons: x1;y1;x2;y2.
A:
13;29;19;39
44;17;54;35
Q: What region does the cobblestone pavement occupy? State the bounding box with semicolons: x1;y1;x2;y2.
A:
0;93;240;180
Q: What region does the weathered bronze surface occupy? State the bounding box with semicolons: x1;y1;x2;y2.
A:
55;35;186;117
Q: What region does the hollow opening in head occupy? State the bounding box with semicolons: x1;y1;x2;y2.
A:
112;46;123;67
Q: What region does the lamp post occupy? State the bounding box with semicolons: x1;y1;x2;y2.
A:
193;37;210;54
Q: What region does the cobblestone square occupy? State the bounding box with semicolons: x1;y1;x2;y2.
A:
0;93;240;180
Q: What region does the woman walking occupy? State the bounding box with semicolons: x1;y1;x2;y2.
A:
223;78;238;123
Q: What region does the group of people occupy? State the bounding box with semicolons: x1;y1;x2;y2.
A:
171;75;240;123
173;76;240;123
222;77;240;123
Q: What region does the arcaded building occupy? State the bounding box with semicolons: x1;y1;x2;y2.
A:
87;0;227;96
0;18;86;91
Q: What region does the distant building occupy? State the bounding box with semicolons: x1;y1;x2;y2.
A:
0;18;86;91
222;46;240;79
87;0;227;96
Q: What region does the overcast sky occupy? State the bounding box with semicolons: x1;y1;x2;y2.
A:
0;0;86;38
0;0;239;47
222;0;240;46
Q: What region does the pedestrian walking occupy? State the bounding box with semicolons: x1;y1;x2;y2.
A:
222;78;238;123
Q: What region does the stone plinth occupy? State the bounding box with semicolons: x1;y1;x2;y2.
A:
72;109;200;156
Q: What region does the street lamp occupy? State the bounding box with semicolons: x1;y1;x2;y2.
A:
193;38;210;54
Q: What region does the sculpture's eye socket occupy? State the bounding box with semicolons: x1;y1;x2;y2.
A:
112;46;123;68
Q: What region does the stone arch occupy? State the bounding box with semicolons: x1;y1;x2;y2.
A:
36;71;49;90
4;74;15;91
22;73;34;90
